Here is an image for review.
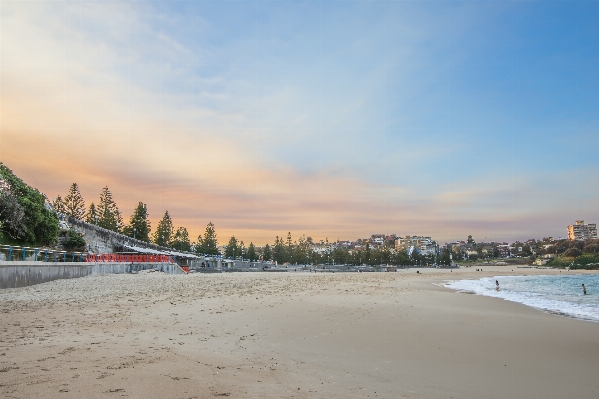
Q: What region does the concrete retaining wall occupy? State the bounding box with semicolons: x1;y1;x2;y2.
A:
0;262;186;289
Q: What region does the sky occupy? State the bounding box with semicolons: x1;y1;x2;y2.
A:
1;0;598;246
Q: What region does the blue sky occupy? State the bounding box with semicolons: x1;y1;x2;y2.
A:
1;0;598;244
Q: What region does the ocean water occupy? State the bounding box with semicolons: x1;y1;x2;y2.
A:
445;274;599;322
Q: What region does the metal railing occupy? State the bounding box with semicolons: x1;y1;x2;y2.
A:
0;245;87;262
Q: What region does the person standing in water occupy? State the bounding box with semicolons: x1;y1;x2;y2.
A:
582;284;587;295
496;280;500;291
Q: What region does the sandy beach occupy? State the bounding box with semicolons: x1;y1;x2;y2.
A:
1;267;598;399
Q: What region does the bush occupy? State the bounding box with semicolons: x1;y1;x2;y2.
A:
0;163;58;246
63;229;86;251
546;257;570;268
570;263;599;270
571;255;599;267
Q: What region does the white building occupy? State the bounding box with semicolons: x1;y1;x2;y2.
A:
567;220;598;241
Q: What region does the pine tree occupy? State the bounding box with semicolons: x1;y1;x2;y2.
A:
262;243;272;261
194;236;204;254
294;235;308;264
239;241;245;260
196;221;219;255
272;236;285;263
224;236;239;259
122;202;151;242
52;195;66;215
286;232;294;263
85;202;98;224
97;186;122;232
63;183;86;219
364;242;371;265
247;242;257;261
153;210;174;247
172;226;191;252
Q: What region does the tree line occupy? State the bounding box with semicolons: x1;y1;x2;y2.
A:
219;232;450;266
51;182;222;254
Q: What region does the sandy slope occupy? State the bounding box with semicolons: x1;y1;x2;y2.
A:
1;267;598;399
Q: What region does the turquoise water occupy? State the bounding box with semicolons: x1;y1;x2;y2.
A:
445;274;599;322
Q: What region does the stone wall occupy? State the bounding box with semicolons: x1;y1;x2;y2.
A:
67;217;193;256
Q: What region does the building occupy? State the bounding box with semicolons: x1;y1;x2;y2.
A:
567;220;598;241
453;243;478;258
496;245;510;258
396;236;438;256
480;245;495;256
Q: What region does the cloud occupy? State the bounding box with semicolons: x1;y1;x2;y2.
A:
2;1;598;245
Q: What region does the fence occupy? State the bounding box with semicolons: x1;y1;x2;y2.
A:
85;253;175;263
0;245;175;264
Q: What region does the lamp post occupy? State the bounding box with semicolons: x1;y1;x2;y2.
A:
162;235;164;247
133;228;136;240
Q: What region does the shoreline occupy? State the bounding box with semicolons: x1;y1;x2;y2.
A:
1;268;599;398
441;269;599;324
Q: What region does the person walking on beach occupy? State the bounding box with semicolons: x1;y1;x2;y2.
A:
496;280;500;291
582;284;587;295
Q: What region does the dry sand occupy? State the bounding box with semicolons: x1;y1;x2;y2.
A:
1;267;598;399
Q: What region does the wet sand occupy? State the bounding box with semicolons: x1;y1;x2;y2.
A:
1;267;598;398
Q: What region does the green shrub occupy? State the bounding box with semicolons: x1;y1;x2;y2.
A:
63;229;86;251
571;255;599;270
0;163;58;246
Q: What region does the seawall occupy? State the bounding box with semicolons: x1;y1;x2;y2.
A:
0;262;186;289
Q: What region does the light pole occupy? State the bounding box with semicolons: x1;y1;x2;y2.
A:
162;235;164;247
133;228;136;240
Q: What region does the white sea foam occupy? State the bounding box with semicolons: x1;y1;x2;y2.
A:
445;274;599;322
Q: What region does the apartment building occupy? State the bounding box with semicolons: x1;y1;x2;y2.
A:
567;220;598;241
396;236;438;256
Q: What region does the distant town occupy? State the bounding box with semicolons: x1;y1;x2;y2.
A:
238;218;598;268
